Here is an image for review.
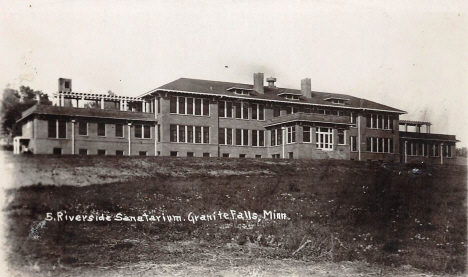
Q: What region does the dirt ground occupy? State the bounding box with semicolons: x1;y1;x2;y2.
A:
1;150;466;277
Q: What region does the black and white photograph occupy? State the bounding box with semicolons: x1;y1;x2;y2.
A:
0;0;467;276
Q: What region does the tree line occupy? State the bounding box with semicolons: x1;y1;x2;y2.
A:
0;86;51;144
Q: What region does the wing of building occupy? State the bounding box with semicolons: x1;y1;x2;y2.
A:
14;74;459;164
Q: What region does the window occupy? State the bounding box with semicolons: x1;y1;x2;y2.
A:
53;148;62;155
273;106;281;117
135;125;151;139
79;149;88;155
170;151;178;157
272;154;280;159
116;150;124;156
187;152;194;157
367;137;394;153
219;101;233;118
316;127;333;150
187;125;194;143
203;99;209;116
78;122;88;136
98;123;106;137
97;149;106;155
170;125;208;144
157;125;161;142
406;142;417;156
288;152;294;159
350;136;357;152
233;102;249;119
338;129;345;145
203;152;210;157
222;153;230;157
219;128;233;145
239;154;246;158
235;129;249;146
304;108;311;114
430;143;439;157
251;130;265;147
251;104;264;120
170;96;209;116
271;128;283;146
170;125;177;142
366;113;393;130
115;124;124;138
179;125;186;142
48;120;67;138
64;81;70;89
58;121;66;138
445;144;452;158
286;106;298;115
255;155;262;158
139;151;147;156
170;96;177;113
418;142;426;156
303;126;311;143
286;126;296;144
195;126;202;143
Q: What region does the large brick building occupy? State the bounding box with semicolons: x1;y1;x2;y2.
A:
14;74;459;164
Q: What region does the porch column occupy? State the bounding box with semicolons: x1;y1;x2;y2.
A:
282;126;286;159
71;119;75;154
128;122;132;156
100;98;105;109
440;143;444;165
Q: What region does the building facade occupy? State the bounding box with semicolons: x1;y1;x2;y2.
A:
14;75;459;164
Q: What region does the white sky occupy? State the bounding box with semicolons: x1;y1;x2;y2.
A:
1;0;467;147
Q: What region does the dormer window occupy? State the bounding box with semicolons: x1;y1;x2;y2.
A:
278;92;301;100
226;87;253;96
324;97;349;105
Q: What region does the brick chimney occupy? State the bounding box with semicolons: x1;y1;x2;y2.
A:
253;73;264;94
59;78;72;92
301;78;311;98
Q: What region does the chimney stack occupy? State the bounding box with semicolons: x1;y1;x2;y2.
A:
253;73;264;94
59;78;72;92
301;78;311;98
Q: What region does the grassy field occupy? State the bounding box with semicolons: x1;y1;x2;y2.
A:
2;154;467;276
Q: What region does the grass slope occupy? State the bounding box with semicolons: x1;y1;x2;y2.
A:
4;156;467;275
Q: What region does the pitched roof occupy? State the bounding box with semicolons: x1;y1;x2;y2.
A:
141;77;405;114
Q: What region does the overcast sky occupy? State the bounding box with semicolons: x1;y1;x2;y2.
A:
1;0;467;147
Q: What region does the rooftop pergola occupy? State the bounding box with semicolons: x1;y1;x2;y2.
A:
53;91;155;112
399;120;431;133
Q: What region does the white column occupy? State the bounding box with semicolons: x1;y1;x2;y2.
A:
440;143;444;165
154;98;157;119
128;123;132;156
357;115;361;161
154;124;158;156
60;95;65;107
81;96;85;108
100;98;105;109
120;100;123;111
282;127;286;159
71;120;75;154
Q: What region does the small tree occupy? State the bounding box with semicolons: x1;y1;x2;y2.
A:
0;86;51;143
456;147;467;158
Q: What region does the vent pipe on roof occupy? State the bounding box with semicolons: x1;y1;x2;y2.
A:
301;78;311;98
266;77;277;88
253;73;264;94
